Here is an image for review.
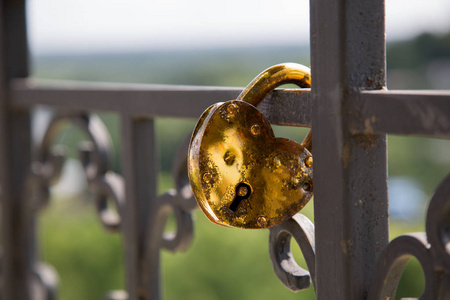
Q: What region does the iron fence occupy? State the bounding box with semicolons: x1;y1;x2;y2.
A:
1;0;449;299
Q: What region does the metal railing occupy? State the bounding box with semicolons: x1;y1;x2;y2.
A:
1;0;449;299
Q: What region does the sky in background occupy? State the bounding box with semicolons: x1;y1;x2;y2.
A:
28;0;450;55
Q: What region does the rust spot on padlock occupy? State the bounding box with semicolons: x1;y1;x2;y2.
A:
223;151;236;165
250;124;261;136
188;63;313;229
257;216;268;228
305;156;313;168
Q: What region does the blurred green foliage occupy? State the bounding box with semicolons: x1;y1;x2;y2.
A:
388;32;450;70
34;32;450;299
39;201;125;300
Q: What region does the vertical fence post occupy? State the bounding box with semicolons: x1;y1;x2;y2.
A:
121;115;159;300
310;0;389;299
0;1;33;299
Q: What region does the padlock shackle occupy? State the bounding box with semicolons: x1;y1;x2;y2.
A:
237;63;312;152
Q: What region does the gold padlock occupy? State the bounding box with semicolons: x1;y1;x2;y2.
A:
188;63;313;229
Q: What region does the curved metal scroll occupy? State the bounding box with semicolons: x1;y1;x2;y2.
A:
103;290;129;300
368;173;450;300
31;112;125;232
0;253;59;300
30;111;126;299
142;135;198;297
159;134;197;252
30;262;59;300
269;213;316;292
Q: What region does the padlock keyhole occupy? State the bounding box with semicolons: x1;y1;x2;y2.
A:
230;182;252;212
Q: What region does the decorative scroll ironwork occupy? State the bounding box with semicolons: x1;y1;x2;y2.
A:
29;111;125;299
269;174;450;299
27;112;198;300
30;262;59;300
31;112;125;232
139;135;197;300
0;254;58;300
159;135;198;251
367;173;450;300
103;290;129;300
269;213;316;293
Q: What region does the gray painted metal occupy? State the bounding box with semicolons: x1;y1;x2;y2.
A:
353;90;450;137
120;115;158;300
32;112;124;231
310;0;389;299
269;214;316;292
0;1;34;299
0;0;449;299
368;174;450;300
143;136;196;300
10;79;312;127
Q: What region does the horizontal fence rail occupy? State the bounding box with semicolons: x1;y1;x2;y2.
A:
9;79;312;127
354;90;450;137
10;79;450;136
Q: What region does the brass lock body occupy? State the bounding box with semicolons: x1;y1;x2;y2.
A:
188;63;313;229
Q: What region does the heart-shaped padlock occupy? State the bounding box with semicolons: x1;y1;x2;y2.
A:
188;63;313;229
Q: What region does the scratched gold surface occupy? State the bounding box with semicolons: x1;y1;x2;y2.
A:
188;100;313;229
188;63;313;229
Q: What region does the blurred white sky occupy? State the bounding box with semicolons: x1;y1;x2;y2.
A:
28;0;450;55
